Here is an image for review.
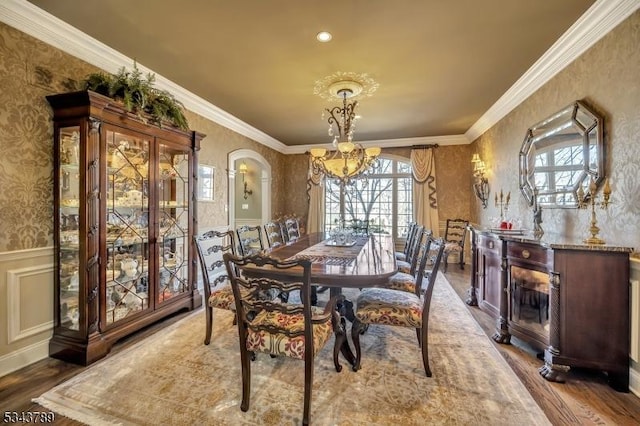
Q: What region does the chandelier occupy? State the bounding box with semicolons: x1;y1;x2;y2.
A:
310;76;381;185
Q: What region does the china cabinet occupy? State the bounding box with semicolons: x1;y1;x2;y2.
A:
469;227;632;391
48;90;204;365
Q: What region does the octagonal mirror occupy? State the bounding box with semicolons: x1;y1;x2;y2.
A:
519;100;604;208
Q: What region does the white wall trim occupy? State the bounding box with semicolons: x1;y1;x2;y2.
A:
0;246;52;262
465;0;640;141
0;339;50;378
6;264;54;343
3;0;637;151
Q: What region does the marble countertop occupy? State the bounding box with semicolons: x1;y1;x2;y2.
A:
469;226;634;253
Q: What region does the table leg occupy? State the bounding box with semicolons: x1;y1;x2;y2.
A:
330;288;356;367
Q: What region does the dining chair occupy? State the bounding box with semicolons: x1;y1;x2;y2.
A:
236;224;265;256
442;218;469;272
194;230;237;345
351;236;446;376
395;222;417;261
396;225;426;274
285;217;301;242
264;220;286;248
386;227;431;293
223;253;346;426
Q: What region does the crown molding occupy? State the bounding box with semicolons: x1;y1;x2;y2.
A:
2;0;638;152
0;0;288;153
465;0;640;142
283;134;468;155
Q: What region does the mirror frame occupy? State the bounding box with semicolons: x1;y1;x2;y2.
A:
519;100;604;208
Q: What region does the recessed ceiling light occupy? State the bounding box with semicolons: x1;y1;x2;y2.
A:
316;31;332;42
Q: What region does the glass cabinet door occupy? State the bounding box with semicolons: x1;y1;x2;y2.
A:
58;126;81;330
105;129;151;324
158;142;190;303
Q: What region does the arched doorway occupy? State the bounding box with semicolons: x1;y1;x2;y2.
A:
228;149;271;229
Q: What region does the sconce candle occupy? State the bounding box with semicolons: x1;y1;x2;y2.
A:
471;154;490;208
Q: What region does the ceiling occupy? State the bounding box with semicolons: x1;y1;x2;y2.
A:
25;0;597;148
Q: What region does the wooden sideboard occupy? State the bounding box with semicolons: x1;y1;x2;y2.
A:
468;227;633;391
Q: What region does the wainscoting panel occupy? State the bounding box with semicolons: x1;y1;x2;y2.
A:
6;263;54;343
0;247;54;377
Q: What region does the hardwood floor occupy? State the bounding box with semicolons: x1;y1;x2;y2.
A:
1;268;640;425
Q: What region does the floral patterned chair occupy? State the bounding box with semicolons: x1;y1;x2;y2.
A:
395;221;417;261
396;225;429;274
351;236;446;376
194;230;237;345
386;227;432;293
223;253;345;425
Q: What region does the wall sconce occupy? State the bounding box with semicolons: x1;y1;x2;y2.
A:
238;162;253;199
471;154;490;208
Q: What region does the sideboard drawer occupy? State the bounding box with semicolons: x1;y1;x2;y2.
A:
507;242;548;264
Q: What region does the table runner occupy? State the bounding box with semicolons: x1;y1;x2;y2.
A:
288;235;369;265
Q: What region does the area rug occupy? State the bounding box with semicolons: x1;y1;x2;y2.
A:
34;273;550;425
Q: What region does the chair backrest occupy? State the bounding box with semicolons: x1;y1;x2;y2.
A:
264;221;286;248
416;236;446;316
403;222;419;257
444;218;469;249
405;225;425;269
223;253;316;356
284;218;301;242
236;225;265;256
407;227;432;276
401;222;416;248
194;230;236;300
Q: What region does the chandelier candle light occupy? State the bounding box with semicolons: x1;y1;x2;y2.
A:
310;75;381;186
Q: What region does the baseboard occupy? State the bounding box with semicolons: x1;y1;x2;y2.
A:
0;338;49;377
630;366;640;397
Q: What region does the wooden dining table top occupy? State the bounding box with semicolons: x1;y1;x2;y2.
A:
252;232;398;287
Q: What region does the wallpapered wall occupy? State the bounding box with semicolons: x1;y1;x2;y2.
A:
0;22;287;252
472;10;639;253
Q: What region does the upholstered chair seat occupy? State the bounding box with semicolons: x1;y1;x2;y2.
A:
207;284;235;310
395;251;407;261
396;259;412;274
246;306;334;359
387;271;418;293
355;288;422;327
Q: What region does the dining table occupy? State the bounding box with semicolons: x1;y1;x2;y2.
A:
241;231;398;368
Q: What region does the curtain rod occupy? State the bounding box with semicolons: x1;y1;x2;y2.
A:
411;144;439;149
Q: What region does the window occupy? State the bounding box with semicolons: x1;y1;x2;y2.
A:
197;165;215;201
324;156;413;239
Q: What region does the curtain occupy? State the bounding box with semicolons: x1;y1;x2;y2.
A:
411;147;440;237
306;156;325;233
